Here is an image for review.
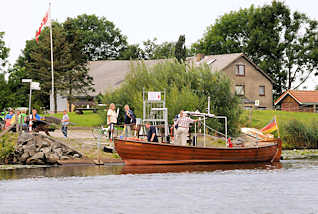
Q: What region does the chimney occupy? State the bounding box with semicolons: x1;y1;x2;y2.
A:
196;53;205;62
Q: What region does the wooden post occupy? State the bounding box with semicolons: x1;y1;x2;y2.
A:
275;115;281;139
16;115;20;137
94;134;104;165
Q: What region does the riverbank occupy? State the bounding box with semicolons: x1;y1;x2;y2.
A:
282;149;318;160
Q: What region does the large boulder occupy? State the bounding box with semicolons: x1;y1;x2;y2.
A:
26;152;45;165
45;153;59;164
20;152;30;163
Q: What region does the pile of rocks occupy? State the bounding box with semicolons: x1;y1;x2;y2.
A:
13;133;83;165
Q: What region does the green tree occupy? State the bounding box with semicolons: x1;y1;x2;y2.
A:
175;35;186;62
16;22;94;112
153;41;175;59
142;38;176;59
6;65;29;108
142;38;158;60
119;44;145;60
65;14;128;61
192;1;318;97
0;32;9;70
0;73;10;110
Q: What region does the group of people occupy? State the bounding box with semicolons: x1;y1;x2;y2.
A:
143;109;198;145
106;103;197;146
1;108;70;139
106;103;136;140
2;108;42;130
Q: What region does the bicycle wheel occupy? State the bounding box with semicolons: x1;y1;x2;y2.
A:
91;127;103;139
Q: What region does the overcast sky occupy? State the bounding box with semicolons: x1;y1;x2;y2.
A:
1;0;318;88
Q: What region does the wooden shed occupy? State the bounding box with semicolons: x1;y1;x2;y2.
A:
274;90;318;112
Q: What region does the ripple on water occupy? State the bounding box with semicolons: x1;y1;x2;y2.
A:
0;160;318;214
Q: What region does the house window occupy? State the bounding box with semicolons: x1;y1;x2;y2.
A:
235;85;245;96
235;64;245;76
259;86;265;96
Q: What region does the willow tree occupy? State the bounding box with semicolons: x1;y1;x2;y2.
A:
104;61;242;136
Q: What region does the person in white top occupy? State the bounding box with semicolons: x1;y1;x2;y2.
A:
174;110;198;146
107;103;118;140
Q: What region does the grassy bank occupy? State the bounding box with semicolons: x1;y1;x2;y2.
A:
241;110;318;129
241;110;318;149
46;111;103;127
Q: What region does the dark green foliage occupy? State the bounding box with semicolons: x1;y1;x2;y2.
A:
0;32;9;70
13;21;94;112
0;73;11;110
120;44;145;60
0;135;16;162
104;61;242;136
283;120;318;149
142;38;176;60
175;35;186;62
65;14;128;61
192;1;318;97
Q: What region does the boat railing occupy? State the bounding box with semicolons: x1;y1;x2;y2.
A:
204;124;227;140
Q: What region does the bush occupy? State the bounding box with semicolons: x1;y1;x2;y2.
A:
282;119;318;149
103;60;242;136
0;134;16;162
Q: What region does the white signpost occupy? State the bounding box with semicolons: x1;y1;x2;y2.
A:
31;82;41;90
22;79;41;118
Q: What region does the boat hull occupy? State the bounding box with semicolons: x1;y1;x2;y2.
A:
114;138;282;165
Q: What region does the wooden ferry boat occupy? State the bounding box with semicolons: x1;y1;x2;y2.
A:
114;137;282;166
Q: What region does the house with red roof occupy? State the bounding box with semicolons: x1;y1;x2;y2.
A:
274;90;318;112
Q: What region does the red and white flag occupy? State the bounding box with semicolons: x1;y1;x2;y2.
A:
35;9;50;42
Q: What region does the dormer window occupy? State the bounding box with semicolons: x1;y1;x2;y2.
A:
235;64;245;76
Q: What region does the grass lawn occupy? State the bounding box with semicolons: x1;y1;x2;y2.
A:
46;111;104;127
241;110;318;129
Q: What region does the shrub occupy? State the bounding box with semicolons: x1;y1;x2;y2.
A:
103;60;242;136
0;134;16;162
282;119;318;149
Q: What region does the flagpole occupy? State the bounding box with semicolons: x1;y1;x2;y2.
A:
275;115;281;138
49;2;55;113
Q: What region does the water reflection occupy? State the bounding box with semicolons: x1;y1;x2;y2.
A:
121;162;282;174
0;162;282;180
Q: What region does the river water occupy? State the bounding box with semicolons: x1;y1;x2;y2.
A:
1;160;318;214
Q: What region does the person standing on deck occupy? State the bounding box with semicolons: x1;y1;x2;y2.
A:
145;122;158;143
174;110;198;146
61;110;70;138
124;105;136;137
107;103;118;140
